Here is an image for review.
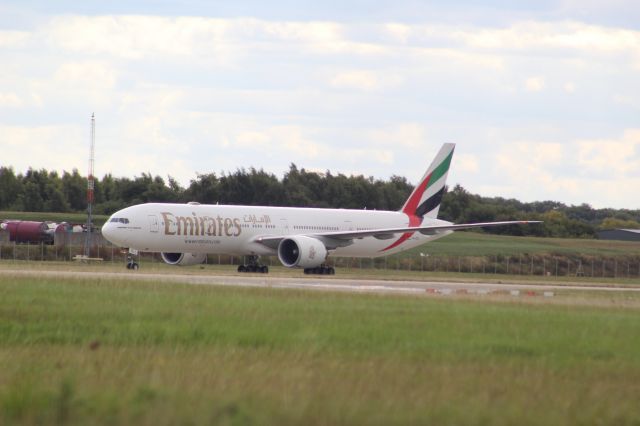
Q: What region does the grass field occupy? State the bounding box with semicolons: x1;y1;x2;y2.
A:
416;231;640;257
1;273;640;425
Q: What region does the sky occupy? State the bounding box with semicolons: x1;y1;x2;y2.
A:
0;1;639;209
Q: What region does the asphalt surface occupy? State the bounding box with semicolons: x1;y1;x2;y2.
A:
2;269;640;297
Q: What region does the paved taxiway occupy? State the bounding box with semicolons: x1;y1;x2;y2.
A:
2;269;639;297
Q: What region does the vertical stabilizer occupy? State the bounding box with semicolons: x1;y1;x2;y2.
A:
401;143;455;219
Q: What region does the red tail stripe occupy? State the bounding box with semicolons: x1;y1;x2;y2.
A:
381;171;434;252
381;212;421;252
403;171;433;215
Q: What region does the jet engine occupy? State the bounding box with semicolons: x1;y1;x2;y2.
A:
160;252;207;266
278;236;327;268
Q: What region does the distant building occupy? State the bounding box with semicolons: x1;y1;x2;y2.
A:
596;229;640;242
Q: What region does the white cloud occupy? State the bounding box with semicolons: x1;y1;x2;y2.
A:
43;16;385;62
8;15;639;71
0;124;85;172
524;76;545;92
266;125;325;159
384;23;411;43
456;154;479;173
576;129;640;176
45;15;240;67
261;20;343;44
329;69;404;92
495;142;564;187
1;11;639;208
0;92;23;108
0;30;31;48
612;94;637;108
414;47;505;70
533;142;565;165
330;70;380;91
368;123;428;149
373;20;640;73
452;21;640;53
54;61;117;90
340;148;394;166
199;122;328;162
490;134;639;207
48;16;220;58
235;131;271;148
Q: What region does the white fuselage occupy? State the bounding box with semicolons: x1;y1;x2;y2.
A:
102;203;452;257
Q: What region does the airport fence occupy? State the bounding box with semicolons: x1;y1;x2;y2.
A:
1;240;639;279
330;253;640;279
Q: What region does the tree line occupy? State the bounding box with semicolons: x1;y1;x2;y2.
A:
0;165;638;238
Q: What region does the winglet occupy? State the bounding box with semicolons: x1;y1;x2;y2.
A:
401;143;455;219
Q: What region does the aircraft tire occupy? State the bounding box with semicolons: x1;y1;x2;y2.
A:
238;265;246;273
131;262;139;270
303;267;334;275
260;266;269;274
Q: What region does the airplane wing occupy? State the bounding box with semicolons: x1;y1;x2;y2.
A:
253;220;542;249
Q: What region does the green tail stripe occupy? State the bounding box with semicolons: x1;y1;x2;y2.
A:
425;150;454;190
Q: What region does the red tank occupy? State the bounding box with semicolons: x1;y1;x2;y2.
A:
3;221;50;243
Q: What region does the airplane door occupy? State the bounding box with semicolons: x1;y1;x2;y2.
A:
279;218;289;233
148;215;159;233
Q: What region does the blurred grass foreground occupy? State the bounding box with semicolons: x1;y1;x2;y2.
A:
1;275;639;425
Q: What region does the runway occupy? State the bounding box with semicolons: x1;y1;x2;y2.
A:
3;268;640;297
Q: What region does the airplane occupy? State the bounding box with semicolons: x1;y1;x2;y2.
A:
101;143;540;274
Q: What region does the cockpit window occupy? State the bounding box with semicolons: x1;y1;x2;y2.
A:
110;217;130;224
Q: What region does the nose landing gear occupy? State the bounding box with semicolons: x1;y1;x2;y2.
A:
125;249;139;270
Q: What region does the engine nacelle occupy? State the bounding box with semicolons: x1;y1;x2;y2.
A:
160;252;206;266
278;236;327;268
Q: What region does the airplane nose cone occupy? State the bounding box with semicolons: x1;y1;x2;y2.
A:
101;221;114;242
102;221;128;247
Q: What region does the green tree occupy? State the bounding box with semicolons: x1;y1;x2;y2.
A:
4;162;640;238
218;169;254;204
22;182;44;211
439;184;471;222
44;185;70;212
62;170;87;211
248;168;284;206
283;164;314;207
142;175;179;202
186;173;220;204
599;217;640;230
379;175;412;211
0;167;22;210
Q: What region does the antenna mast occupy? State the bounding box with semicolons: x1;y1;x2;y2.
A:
84;113;95;257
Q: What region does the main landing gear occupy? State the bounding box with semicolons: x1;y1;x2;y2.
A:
237;255;269;274
304;265;335;275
